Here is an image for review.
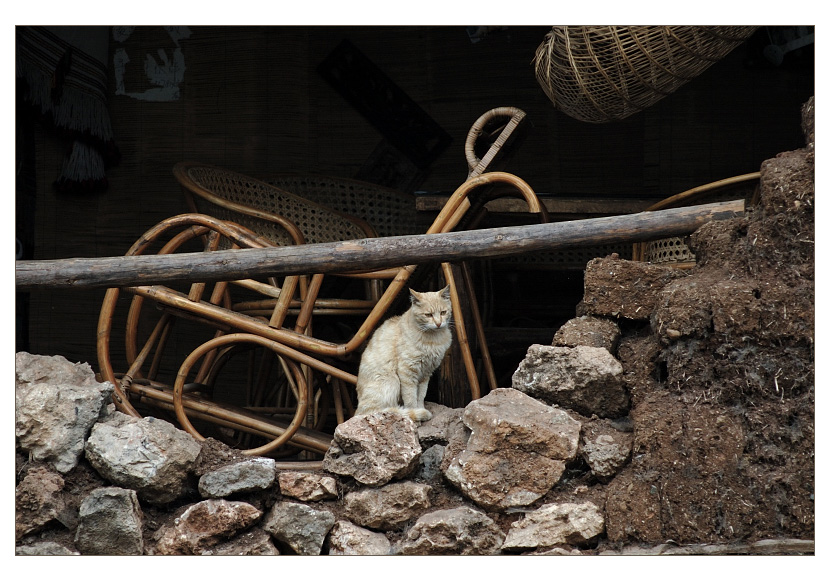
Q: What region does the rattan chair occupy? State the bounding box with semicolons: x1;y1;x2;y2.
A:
97;170;547;458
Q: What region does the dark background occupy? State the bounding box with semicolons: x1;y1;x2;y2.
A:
16;26;815;386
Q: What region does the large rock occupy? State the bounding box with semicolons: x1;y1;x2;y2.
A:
501;502;605;551
342;481;431;531
417;402;464;447
84;412;202;504
327;520;392;555
397;506;504;555
261;501;335;555
75;487;144;555
198;457;277;498
153;499;262;555
15;353;114;473
323;411;421;486
442;388;581;510
512;344;629;418
15;542;79;556
203;528;279;556
553;315;621;354
277;471;338;501
580;419;633;482
15;465;65;540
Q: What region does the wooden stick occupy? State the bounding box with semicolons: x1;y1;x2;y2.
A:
15;200;743;291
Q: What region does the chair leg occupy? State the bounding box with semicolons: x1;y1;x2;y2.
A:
460;261;498;393
441;262;481;400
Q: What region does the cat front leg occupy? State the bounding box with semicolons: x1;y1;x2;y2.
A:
399;374;432;422
415;380;433;420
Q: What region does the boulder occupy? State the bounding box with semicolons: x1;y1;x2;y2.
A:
512;344;629;418
84;412;202;504
75;487;144;555
502;502;605;551
342;481;431;531
15;352;114;473
198;457;277;498
153;499;262;555
397;506;504;555
277;471;338;502
580;419;633;482
327;520;392;555
553;315;621;353
442;389;581;510
323;411;421;486
261;501;335;555
15;465;65;540
203;528;280;556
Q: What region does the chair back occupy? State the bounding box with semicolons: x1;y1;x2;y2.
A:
174;162;373;247
262;173;422;238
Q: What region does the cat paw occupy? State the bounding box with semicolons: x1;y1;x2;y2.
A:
409;408;433;422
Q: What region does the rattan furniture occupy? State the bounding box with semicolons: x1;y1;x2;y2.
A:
633;172;761;267
97;169;547;458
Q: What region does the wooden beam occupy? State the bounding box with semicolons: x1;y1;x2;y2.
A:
15;200;743;291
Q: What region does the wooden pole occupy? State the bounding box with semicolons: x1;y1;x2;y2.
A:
15;200;743;291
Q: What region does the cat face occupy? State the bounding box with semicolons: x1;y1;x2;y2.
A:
409;286;453;331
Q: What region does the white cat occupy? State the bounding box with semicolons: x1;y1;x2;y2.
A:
355;286;453;422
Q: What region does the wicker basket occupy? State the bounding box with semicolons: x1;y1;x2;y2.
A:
534;26;757;123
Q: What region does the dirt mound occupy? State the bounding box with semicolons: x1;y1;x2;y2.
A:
587;97;814;545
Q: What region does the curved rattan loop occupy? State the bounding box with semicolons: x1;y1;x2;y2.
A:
534;26;757;123
97;214;279;417
172;333;309;456
465;107;527;176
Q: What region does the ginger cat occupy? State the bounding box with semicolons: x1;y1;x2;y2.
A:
355;286;453;422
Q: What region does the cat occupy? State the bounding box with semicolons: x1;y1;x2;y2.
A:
354;285;453;422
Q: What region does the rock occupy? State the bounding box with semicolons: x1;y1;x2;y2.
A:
75;487;144;555
327;520;392;555
442;389;581;510
203;528;280;556
501;502;605;551
397;506;504;555
580;255;684;320
580;419;633;481
198;457;277;498
15;542;79;556
261;501;335;555
84;412;202;504
277;471;338;501
323;411;421;486
15;465;65;540
418;402;463;447
512;344;629;418
416;444;445;481
553;315;621;354
153;499;262;555
343;481;431;531
15;352;114;473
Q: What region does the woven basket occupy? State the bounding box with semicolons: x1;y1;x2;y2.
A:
534;26;757;123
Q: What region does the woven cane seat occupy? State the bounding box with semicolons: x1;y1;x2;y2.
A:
262;173;422;238
174;162;373;247
534;26;757;123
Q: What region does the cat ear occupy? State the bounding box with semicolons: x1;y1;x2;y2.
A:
440;285;451;300
409;288;422;304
